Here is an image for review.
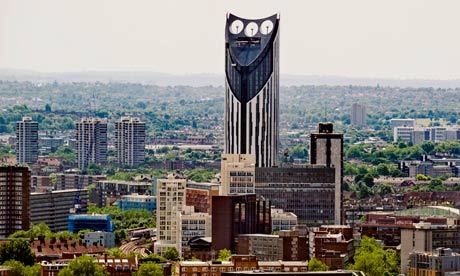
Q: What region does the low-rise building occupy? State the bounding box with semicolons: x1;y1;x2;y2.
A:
271;208;297;232
186;182;220;214
56;173;106;190
84;231;115;248
96;180;152;208
180;206;212;255
117;193;156;212
409;248;460;276
68;214;115;233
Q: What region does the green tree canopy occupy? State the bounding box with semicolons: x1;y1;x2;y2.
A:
163;247;180;261
217;248;232;261
57;256;108;276
0;239;36;266
308;257;329;271
134;262;164;276
348;236;399;276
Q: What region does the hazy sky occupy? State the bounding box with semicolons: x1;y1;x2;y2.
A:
1;0;460;79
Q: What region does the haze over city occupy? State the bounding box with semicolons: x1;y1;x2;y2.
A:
2;0;460;79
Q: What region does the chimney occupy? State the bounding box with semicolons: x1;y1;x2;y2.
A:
37;246;42;252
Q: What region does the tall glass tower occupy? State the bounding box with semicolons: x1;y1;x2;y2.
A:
225;13;280;167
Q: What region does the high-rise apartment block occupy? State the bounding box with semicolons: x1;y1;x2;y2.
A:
154;175;186;256
0;166;30;237
224;14;280;167
115;117;146;166
220;154;255;195
351;103;366;126
16;116;38;164
76;118;107;170
310;123;343;225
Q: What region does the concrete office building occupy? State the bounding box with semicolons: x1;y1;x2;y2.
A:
179;206;212;255
16;116;38;164
390;118;416;129
310;123;343;224
76;118;107;170
0;166;30;237
351;103;366;126
224;14;280;167
55;173;106;191
220;154;256;196
409;248;460;276
256;166;336;226
154;175;186;256
271;208;298;232
115;117;146;166
238;230;308;261
30;189;89;232
400;222;460;275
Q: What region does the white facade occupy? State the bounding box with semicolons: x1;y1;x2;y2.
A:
154;175;186;256
220;154;255;196
390;118;416;129
394;126;414;143
271;208;297;232
16;116;38;164
84;231;115;248
115;117;146;166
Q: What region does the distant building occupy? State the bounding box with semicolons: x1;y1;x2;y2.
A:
255;166;335;226
68;214;114;233
154;175;186;256
394;126;460;144
55;173;106;191
351;103;366;126
390;118;416;129
220;154;255;195
76;118;107;170
164;156;184;171
0;166;30;238
84;231;115;248
115;117;146;166
31;189;89;232
394;126;414;143
271;208;297;232
16;116;38;164
39;135;64;155
95;180;152;208
212;194;271;252
310;123;343;225
117;193;156;212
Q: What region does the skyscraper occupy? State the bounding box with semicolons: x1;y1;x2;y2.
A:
310;123;343;224
225;14;280;167
351;103;366;126
0;166;30;237
115;117;146;166
16;116;38;164
76;118;107;170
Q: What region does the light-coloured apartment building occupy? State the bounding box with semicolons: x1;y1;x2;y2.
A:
220;154;255;196
115;117;146;166
76;118;107;170
16;116;38;164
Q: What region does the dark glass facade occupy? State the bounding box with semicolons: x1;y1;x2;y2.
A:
255;166;336;226
225;14;280;167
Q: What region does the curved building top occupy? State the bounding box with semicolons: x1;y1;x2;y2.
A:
225;13;279;67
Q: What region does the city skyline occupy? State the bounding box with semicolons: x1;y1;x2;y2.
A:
1;0;460;79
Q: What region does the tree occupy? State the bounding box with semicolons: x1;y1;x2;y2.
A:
134;262;163;276
45;104;52;112
308;257;329;271
105;248;126;258
2;260;25;276
348;236;399;276
163;247;180;261
58;255;108;276
0;239;36;266
217;248;232;261
416;174;429;181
